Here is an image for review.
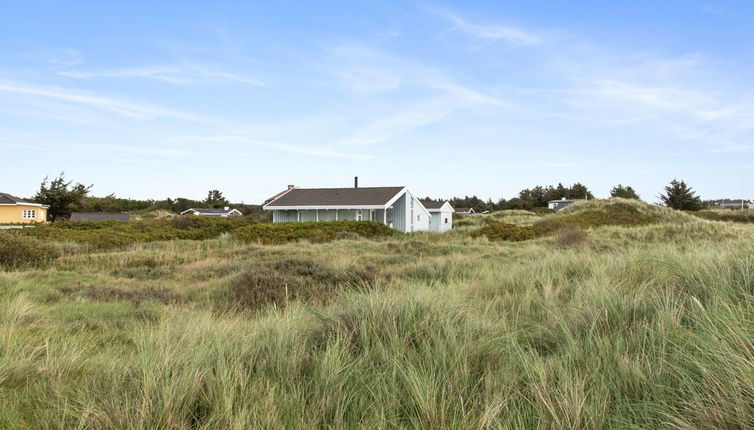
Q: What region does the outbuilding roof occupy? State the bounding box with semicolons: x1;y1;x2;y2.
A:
420;200;453;211
265;186;405;207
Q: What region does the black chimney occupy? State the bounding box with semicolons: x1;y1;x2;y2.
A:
354;176;358;188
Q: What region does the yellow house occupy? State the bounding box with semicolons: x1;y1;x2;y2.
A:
0;192;49;224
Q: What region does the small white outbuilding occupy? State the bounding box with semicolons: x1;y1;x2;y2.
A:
422;201;454;232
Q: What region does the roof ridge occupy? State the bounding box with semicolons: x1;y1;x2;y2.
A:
291;186;404;190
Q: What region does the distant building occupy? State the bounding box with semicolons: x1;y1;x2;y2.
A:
454;208;475;215
180;207;243;217
0;192;48;224
713;201;751;210
548;198;577;211
421;201;454;232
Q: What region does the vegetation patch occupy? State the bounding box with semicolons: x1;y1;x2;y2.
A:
233;221;397;244
471;222;543;242
228;258;379;309
0;232;60;269
537;202;656;232
57;283;184;305
552;226;589;249
691;210;754;223
19;216;257;249
474;201;658;242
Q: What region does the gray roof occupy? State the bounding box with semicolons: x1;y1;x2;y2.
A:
0;192;26;204
548;199;576;203
70;212;131;222
265;186;405;207
0;192;47;207
455;207;474;213
421;200;451;210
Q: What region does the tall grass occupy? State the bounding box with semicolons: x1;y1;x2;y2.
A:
2;200;754;428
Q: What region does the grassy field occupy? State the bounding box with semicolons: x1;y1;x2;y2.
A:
2;199;754;429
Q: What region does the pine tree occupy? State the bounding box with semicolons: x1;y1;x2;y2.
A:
204;189;230;208
34;173;92;221
610;184;640;200
658;179;702;210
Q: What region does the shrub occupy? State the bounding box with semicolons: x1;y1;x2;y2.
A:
0;232;60;269
228;268;292;309
233;221;396;244
553;226;588;249
228;258;379;309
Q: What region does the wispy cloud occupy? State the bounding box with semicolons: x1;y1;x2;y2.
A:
173;135;376;159
58;64;265;86
324;44;511;146
0;81;201;120
434;8;540;46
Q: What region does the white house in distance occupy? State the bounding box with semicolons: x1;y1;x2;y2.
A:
180;207;243;217
454;207;475;215
548;198;577;211
422;201;454;232
263;180;433;233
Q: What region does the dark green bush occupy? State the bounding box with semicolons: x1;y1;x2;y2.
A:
233;221;396;244
0;232;61;269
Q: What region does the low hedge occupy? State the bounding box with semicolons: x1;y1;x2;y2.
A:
0;232;60;269
233;221;397;244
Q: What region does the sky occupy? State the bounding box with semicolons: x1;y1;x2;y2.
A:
2;0;754;204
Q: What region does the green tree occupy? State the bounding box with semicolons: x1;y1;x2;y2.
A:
567;183;594;200
204;189;230;208
34;173;92;221
610;184;640;200
658;179;702;210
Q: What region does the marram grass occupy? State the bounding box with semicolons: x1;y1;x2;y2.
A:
1;200;754;429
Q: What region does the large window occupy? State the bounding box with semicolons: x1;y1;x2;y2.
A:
22;209;36;220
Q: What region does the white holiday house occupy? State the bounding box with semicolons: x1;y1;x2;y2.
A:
263;182;431;233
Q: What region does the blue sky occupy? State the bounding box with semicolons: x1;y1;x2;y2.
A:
2;1;754;203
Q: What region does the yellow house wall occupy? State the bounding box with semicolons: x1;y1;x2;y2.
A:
0;205;47;224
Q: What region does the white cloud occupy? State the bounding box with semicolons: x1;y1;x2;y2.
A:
172;135;375;159
435;8;540;46
0;81;202;121
58;64;265;86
